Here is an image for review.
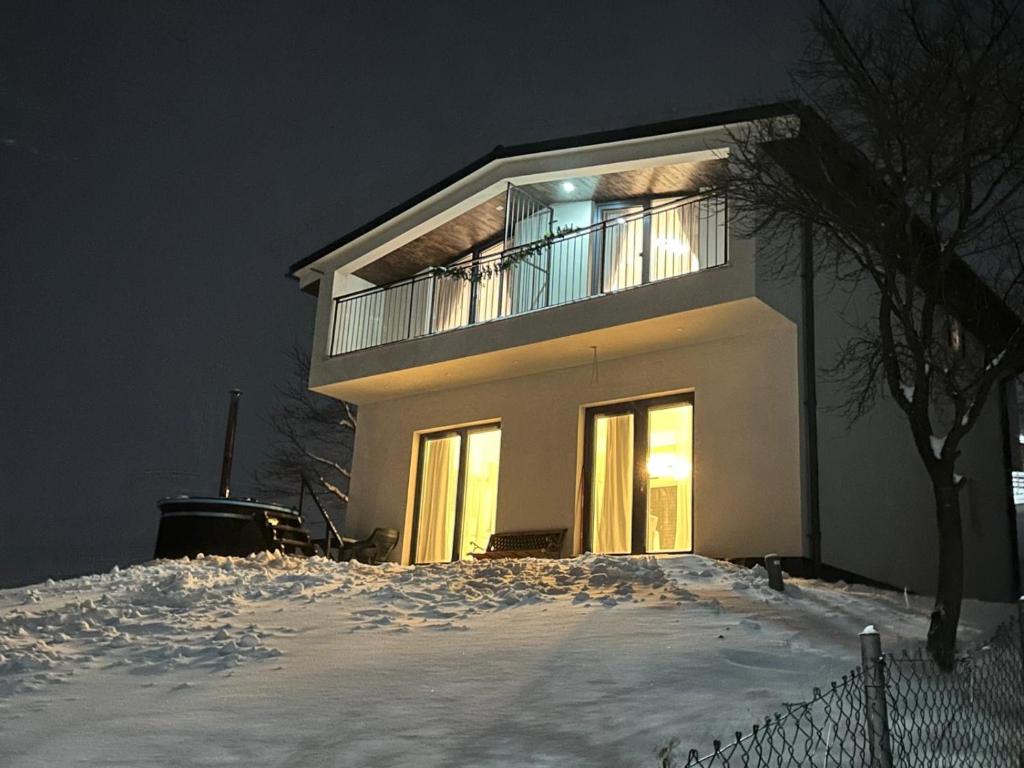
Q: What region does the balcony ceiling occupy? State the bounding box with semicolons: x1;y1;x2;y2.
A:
353;158;724;285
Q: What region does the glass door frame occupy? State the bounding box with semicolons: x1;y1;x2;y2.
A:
409;421;501;564
581;393;694;555
594;200;650;293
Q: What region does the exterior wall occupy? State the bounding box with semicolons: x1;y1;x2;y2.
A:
754;244;1018;601
344;322;804;565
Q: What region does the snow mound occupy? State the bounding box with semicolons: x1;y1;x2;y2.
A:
349;554;699;630
1;553;1010;767
0;552;694;697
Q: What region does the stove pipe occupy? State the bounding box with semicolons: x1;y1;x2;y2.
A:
218;389;242;498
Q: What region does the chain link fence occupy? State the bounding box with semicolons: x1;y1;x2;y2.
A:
662;605;1023;768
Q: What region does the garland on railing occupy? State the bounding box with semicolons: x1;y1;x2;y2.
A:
429;225;579;283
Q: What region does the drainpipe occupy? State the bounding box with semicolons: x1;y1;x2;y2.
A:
219;389;242;498
801;220;823;577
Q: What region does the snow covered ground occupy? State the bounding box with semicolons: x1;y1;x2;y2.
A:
0;553;1011;767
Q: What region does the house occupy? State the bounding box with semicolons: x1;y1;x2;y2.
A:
289;103;1021;600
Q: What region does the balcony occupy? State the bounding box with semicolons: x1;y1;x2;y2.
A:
328;193;727;357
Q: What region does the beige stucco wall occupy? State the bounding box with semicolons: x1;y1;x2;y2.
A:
344;321;804;564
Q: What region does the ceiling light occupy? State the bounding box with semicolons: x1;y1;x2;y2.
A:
496;204;504;211
561;181;576;193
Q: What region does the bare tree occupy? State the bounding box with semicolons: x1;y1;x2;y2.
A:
254;344;356;525
726;0;1024;668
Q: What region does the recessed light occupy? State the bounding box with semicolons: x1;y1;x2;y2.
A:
561;181;576;193
496;205;504;211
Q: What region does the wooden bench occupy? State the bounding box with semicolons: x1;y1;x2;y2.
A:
470;529;567;560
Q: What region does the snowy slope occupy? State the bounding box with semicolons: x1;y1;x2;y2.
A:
0;554;1010;767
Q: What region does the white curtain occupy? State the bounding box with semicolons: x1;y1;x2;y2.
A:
433;255;472;332
650;198;701;281
602;208;644;291
458;429;501;557
415;436;461;563
591;413;633;553
474;243;505;322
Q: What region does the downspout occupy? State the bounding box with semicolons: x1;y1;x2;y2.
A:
998;378;1022;596
801;219;822;577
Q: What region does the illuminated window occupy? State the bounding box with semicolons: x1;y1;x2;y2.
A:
585;394;694;555
412;424;501;563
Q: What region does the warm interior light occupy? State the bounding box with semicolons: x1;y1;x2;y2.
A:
561;181;576;193
653;236;689;256
647;451;692;480
645;404;693;553
459;429;501;558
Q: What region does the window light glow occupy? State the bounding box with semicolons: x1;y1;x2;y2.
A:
653;236;690;257
647;451;692;480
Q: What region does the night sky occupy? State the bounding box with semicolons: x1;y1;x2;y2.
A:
1;1;807;586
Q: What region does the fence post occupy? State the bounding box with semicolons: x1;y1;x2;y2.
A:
1018;596;1024;668
860;626;894;768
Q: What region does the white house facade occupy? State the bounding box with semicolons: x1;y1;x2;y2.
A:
290;104;1022;601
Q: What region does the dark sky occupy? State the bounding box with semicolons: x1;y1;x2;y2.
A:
0;0;808;586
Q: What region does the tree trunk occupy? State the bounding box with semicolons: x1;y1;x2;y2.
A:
926;477;964;671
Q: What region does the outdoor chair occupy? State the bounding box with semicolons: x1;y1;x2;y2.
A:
339;527;400;564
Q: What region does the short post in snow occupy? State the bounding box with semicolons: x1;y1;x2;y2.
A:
764;553;785;592
859;626;894;768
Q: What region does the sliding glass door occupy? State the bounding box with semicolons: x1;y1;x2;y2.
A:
412;424;501;563
585;395;693;555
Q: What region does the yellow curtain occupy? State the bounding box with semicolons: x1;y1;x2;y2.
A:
592;413;633;553
415;436;461;563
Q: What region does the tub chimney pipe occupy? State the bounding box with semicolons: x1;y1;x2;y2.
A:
219;389;242;498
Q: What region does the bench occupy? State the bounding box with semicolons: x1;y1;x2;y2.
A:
470;529;567;560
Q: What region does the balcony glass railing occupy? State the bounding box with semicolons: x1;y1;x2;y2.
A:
329;193;727;356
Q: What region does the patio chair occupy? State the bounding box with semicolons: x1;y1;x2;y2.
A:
339;527;400;564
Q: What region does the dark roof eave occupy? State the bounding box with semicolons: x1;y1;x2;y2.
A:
286;100;800;277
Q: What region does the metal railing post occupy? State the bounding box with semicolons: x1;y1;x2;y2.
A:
860;626;894;768
427;275;436;334
406;281;415;341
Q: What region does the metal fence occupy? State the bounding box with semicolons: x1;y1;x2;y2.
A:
664;605;1024;768
329;193;728;356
